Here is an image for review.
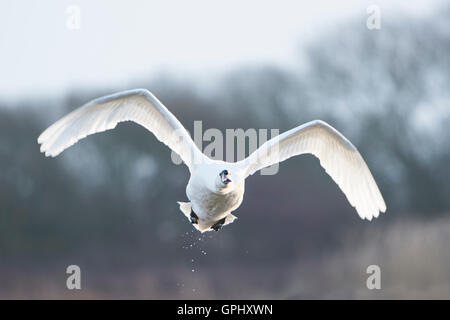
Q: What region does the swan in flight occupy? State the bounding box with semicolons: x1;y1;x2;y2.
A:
38;89;386;232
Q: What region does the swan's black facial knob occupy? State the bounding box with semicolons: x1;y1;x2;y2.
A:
219;170;232;184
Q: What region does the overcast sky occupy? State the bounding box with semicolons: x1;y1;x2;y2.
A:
0;0;441;102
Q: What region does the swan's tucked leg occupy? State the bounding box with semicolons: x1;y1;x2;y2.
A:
211;217;226;231
211;214;238;231
190;211;199;224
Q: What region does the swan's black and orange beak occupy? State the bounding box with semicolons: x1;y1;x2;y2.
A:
220;170;232;184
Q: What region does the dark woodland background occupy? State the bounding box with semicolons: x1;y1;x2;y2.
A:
0;5;449;298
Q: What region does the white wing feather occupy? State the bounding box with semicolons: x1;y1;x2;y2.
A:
240;120;386;220
37;89;203;171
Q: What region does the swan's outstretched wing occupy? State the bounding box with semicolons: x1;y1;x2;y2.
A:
38;89;204;171
239;120;386;220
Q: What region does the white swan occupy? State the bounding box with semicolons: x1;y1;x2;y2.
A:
38;89;386;232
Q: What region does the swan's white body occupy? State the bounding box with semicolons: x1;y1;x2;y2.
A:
38;89;386;232
183;161;244;231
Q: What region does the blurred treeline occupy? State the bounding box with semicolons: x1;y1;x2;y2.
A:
0;6;449;298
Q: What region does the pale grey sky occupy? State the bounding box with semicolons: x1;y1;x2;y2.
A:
0;0;441;102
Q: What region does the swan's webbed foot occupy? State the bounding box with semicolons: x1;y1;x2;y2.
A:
190;211;199;224
211;217;226;231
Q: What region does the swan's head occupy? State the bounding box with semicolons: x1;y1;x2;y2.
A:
218;169;232;186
